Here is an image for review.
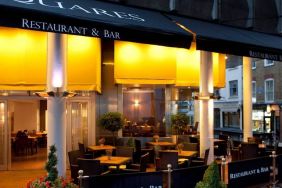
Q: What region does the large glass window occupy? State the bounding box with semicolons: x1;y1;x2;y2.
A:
223;112;240;128
229;80;238;97
265;79;274;102
122;87;165;137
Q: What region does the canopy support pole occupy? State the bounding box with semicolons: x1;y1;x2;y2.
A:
243;56;253;142
199;51;214;164
46;33;67;177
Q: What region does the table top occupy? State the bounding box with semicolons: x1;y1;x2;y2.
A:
160;150;198;158
88;145;116;151
95;156;131;166
147;141;176;147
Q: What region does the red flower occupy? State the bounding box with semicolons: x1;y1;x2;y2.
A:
45;181;51;188
26;180;31;188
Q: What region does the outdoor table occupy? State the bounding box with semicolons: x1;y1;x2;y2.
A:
88;145;116;151
95;156;131;170
160;149;198;158
146;141;176;147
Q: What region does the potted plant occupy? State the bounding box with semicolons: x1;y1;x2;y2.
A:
171;113;189;143
27;145;78;188
99;112;124;146
195;161;226;188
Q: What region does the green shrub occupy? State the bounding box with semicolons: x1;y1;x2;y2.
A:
171;113;189;135
99;112;124;145
195;161;226;188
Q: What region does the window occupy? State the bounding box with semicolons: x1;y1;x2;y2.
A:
122;87;166;137
229;80;238;97
265;79;274;102
264;59;274;67
252;81;256;103
223;112;240;128
251;60;256;69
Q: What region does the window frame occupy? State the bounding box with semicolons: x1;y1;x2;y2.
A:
264;59;274;67
264;78;274;102
229;80;238;98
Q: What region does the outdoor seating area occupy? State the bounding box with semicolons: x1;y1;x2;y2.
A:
67;132;282;187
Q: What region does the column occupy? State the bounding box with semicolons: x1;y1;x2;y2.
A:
47;33;67;177
243;57;253;142
199;51;214;163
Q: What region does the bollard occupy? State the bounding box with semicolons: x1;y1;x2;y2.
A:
167;164;172;188
269;151;280;188
221;157;228;185
77;170;90;188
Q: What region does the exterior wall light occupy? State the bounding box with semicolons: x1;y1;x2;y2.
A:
193;93;221;100
35;87;77;98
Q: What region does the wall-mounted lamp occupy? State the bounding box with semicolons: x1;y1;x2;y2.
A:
193;93;221;100
35;87;77;98
134;99;139;107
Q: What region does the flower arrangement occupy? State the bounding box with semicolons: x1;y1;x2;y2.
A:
27;176;77;188
177;143;184;152
153;134;160;142
98;137;106;146
27;145;78;188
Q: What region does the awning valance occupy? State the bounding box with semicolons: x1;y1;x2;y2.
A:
168;15;282;61
67;35;101;93
0;0;192;48
114;41;177;85
0;27;47;90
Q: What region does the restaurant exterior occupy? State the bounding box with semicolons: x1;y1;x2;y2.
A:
0;0;282;177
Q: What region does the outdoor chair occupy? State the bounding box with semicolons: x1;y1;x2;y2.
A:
183;142;198;152
156;150;188;171
190;148;210;167
239;142;258;160
68;150;81;184
119;152;150;173
77;158;110;176
108;146;135;170
78;143;93;159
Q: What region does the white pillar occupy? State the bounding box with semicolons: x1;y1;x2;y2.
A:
47;33;67;177
199;51;214;163
243;57;253;142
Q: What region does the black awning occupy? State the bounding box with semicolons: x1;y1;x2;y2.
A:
0;0;192;48
167;15;282;61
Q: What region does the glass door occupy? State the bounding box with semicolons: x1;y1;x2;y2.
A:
0;101;8;170
67;101;89;151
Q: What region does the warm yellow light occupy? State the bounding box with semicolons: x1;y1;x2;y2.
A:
115;41;177;84
213;53;226;88
175;43;226;88
0;27;47;90
67;35;101;92
117;42;141;64
134;99;139;107
176;42;200;86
